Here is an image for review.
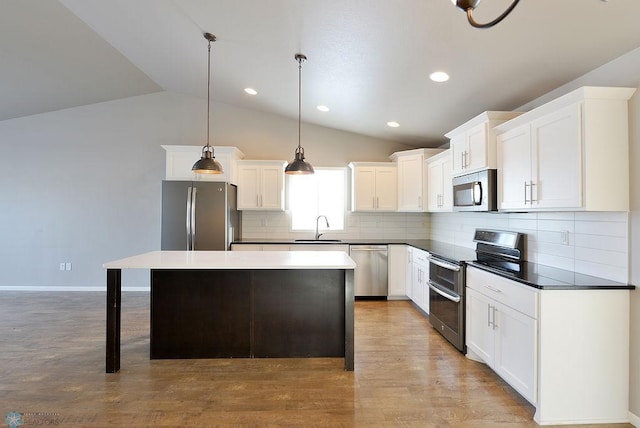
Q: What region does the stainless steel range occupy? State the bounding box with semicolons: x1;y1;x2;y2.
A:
427;254;466;352
428;229;525;353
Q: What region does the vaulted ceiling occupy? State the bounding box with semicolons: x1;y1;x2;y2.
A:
2;0;640;147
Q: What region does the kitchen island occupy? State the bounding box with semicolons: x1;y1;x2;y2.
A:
103;251;356;373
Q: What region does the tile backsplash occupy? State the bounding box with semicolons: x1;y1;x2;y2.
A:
241;210;629;283
430;211;629;283
241;211;430;241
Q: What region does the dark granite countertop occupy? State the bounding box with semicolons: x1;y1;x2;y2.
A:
233;239;635;290
468;261;634;290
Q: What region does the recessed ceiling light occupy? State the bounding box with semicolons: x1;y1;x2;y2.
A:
317;105;330;112
429;71;450;83
244;87;258;95
387;121;400;128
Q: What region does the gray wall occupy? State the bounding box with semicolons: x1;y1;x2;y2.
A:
0;91;410;288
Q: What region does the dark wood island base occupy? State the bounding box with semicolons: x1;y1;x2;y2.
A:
105;251;356;373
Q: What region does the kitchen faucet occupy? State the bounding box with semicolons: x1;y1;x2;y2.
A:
315;215;330;240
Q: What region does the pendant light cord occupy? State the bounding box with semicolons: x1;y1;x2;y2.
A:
297;56;302;152
207;39;211;149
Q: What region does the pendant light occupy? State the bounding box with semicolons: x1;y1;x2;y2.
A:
451;0;520;29
285;53;314;175
192;32;223;174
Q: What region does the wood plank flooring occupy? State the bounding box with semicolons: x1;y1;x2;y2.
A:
0;292;631;427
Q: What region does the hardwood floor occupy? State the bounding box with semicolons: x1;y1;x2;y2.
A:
0;292;631;427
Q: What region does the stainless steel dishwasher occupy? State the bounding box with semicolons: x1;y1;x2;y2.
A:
349;245;388;298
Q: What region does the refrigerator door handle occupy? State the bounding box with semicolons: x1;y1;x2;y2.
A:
186;186;193;250
191;186;197;250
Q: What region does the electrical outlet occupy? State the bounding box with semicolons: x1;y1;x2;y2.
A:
65;262;72;271
59;263;65;271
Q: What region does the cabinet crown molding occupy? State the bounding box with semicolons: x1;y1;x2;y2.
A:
389;148;445;161
348;161;396;168
495;86;636;133
445;111;523;138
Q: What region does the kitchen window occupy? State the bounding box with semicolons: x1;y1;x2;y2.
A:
289;168;346;231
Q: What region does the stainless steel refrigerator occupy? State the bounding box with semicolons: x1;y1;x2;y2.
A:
161;181;240;251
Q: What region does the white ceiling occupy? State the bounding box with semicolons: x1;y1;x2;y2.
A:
2;0;640;147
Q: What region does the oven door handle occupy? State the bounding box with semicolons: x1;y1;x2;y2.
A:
428;280;461;303
428;256;461;272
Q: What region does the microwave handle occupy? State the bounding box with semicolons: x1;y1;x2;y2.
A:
472;181;482;205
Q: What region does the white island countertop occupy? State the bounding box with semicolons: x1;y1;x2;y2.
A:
104;250;357;270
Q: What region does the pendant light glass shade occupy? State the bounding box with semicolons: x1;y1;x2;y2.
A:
451;0;520;29
193;32;223;175
285;53;314;175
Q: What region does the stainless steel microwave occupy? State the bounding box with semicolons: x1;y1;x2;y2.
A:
452;169;497;212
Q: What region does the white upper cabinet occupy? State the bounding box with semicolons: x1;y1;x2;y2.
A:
496;86;636;212
446;111;523;177
426;150;452;212
161;145;245;185
349;162;397;212
237;160;286;211
390;148;444;212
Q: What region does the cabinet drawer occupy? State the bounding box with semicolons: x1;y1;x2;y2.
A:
413;248;429;263
467;266;538;319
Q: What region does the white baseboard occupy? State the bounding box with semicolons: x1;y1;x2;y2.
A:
629;411;639;427
0;286;149;292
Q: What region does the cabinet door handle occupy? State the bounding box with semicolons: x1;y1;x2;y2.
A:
530;181;537;203
524;182;530;204
492;306;498;330
256;194;260;207
461;152;465;169
487;304;492;328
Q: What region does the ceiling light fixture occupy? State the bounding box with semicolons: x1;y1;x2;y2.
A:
317;105;330;112
192;32;223;175
387;121;400;128
430;71;450;82
285;53;314;175
451;0;521;29
244;87;257;95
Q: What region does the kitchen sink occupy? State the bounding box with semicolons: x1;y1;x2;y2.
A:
294;239;343;243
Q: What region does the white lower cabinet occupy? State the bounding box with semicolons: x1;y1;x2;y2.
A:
405;247;414;300
387;245;409;299
410;248;429;314
466;267;537;404
466;265;631;425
